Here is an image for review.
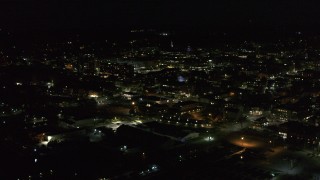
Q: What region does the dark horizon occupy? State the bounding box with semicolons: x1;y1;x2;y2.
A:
1;0;320;36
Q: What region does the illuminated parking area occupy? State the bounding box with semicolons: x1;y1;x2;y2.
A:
227;133;270;149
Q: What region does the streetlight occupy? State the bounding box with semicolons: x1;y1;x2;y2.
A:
269;140;274;147
241;137;244;147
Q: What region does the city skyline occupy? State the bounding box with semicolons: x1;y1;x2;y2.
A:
1;1;320;179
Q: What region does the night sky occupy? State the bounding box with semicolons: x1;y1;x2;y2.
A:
1;0;320;35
